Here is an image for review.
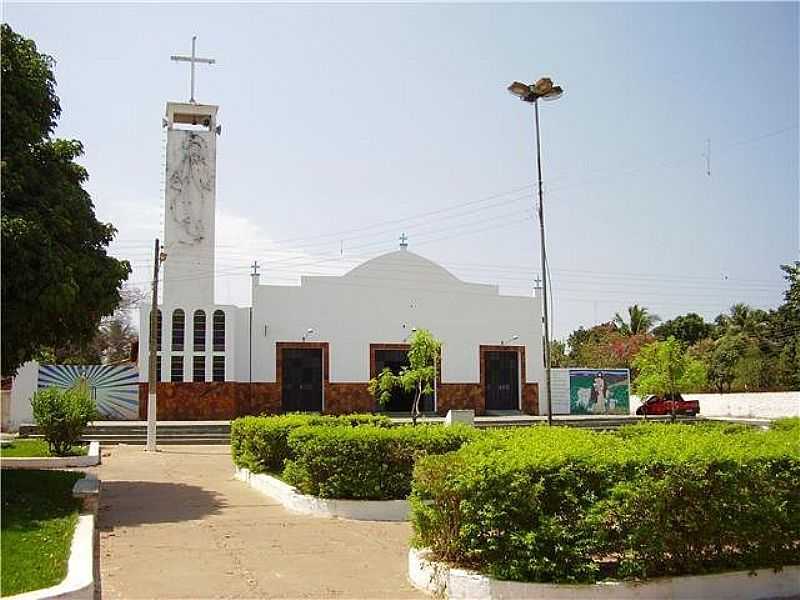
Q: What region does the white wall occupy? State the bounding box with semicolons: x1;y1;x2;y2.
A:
630;392;800;419
547;369;572;415
8;361;39;430
251;250;544;386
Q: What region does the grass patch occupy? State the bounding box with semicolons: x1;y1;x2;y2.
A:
1;469;83;596
0;439;87;458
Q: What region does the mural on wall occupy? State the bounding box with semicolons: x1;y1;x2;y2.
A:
569;369;630;415
38;364;139;420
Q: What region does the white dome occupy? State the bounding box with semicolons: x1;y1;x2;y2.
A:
342;250;462;285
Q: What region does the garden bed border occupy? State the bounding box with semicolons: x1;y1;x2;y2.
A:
235;466;409;521
7;475;99;600
1;441;100;469
408;547;800;600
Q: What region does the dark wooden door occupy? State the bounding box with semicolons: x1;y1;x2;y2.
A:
281;348;323;412
484;351;519;411
374;349;434;413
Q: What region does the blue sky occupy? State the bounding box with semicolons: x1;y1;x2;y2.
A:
6;2;798;338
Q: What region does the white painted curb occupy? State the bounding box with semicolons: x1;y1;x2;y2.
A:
1;441;100;469
408;547;800;600
235;467;410;521
8;514;95;600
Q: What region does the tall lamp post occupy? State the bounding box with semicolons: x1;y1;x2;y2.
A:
507;77;563;426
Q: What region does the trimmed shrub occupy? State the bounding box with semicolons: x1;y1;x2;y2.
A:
283;424;477;500
30;387;97;456
230;413;392;473
333;413;395;428
411;423;800;584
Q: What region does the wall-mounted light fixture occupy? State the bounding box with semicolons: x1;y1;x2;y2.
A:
403;326;418;343
501;334;519;345
302;328;316;342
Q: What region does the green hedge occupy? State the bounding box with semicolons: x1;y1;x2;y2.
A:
411;423;800;583
283;424;477;500
230;413;392;473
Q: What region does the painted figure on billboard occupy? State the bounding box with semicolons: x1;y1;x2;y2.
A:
570;369;629;415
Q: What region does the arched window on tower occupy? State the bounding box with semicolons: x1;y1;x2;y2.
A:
193;310;206;352
172;309;185;351
213;310;225;352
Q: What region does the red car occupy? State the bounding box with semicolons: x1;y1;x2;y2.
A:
636;394;699;416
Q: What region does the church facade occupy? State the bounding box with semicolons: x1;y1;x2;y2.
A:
137;100;544;419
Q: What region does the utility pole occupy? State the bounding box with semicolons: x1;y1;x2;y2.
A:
146;238;164;452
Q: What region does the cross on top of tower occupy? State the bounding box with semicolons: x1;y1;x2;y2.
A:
251;261;260;276
534;275;542;288
399;233;408;250
171;35;216;104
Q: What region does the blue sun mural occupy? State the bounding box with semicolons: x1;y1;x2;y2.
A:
37;364;139;420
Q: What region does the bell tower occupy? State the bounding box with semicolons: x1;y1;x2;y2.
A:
162;37;219;307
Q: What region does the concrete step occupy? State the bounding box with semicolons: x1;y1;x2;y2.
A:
17;415;702;443
81;427;231;435
20;424;231;437
88;437;231;445
21;432;231;445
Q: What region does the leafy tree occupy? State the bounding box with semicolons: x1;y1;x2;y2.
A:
707;334;745;393
568;323;618;366
633;337;707;420
653;313;713;346
733;342;768;392
768;263;800;389
775;336;800;390
1;25;130;376
41;286;144;365
368;329;441;425
567;323;652;373
613;305;660;336
779;262;800;315
549;339;569;368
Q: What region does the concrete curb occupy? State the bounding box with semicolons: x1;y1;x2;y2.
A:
7;515;95;600
235;467;410;521
1;441;100;469
408;547;800;600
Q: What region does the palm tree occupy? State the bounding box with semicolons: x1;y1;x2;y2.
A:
722;303;769;339
614;304;660;336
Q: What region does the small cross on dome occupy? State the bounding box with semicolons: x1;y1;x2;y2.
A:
399;233;408;250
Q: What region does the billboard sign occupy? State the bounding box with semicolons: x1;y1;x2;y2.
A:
569;369;630;415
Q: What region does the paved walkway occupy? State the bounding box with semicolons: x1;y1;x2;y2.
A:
95;445;423;599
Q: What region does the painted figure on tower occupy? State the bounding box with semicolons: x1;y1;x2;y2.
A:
168;132;212;245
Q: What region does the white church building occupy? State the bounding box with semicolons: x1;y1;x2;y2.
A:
137;96;545;419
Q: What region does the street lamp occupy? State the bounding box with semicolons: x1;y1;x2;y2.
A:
507;77;563;426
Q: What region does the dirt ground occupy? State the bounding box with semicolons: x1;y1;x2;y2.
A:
93;445;424;599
